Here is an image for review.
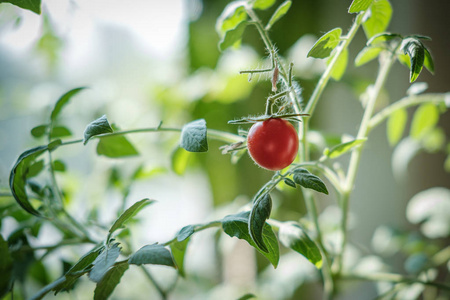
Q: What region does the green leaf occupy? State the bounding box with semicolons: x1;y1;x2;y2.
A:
48;139;62;151
324;138;366;158
328;47;348;81
216;3;247;37
9;145;48;216
219;20;249;51
89;243;121;283
292;168;328;194
307;28;342;59
222;211;279;268
410;103;439;140
176;225;195;242
387;109;407;146
249;193;272;252
421;127;445;153
128;244;175;267
252;0;276;10
30;125;47;138
93;261;128;300
50;126;72;139
348;0;373;13
83;115;113;145
170;238;189;277
362;0;392;39
278;222;323;268
171;146;192;175
0;0;41;14
284;178;296;188
52;160;66;172
355;46;382;67
50;87;86;122
423;47;434;74
180;119;208;152
237;294;257;300
366;32;401;46
266;0;292;30
109;199;153;235
53;246;103;294
0;235;13;298
96;135;139;158
402;38;425;83
27;160;44;178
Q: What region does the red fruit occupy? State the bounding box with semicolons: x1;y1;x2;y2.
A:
247;118;299;171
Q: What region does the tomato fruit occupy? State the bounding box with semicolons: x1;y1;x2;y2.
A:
247;118;299;171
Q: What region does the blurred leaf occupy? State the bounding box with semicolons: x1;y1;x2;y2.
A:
406;187;450;238
355;46;382;67
97;135;139;158
52;160;66;172
421;127;445;153
445;154;450;173
9;145;48;216
0;0;41;14
48;139;62;151
406;82;428;96
31;125;47;138
27;160;44;178
307;28;342;59
89;243;121;283
109;199;153;235
83;115;113;145
348;0;373;13
423;47;434;74
50;126;72;139
216;3;247;37
409;103;439;140
284;178;296;188
171;146;192;175
176;225;195;242
252;0;276;10
249;193;272;253
387;109;407;146
402;38;425;83
366;32;400;46
404;253;428;274
391;138;421;181
222;211;279;267
278;222;322;268
219;20;249;51
180;119;208;152
128;244;175;267
170;238;189;277
237;294;256;300
292;168;328;194
93;261;128;300
50;87;86;123
324;138;366;158
328;47;348;81
266;0;292;30
0;234;13;298
28;260;50;286
362;0;392;38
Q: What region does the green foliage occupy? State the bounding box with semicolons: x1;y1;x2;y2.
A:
128;244;175;267
96;135;139;158
307;28;342;59
0;235;13;298
0;0;41;14
387;109;407;146
278;222;322;268
219;21;249;51
328;47;348;81
401;37;427;83
83;115;113;145
292;168;328;195
222;211;279;267
252;0;276;10
170;238;189;277
51;87;86;123
324;139;366;158
171;146;192;175
89;243;121;283
266;0;292;30
348;0;373;13
108;199;153;236
355;46;382;67
216;4;247;36
362;0;392;38
249;193;272;252
410;103;439;140
180;119;208;152
93;261;129;300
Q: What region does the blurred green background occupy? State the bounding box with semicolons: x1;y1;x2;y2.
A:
0;0;449;299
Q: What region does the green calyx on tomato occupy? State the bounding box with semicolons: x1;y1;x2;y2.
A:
247;118;299;171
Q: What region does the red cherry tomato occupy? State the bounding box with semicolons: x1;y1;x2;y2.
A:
247;118;299;171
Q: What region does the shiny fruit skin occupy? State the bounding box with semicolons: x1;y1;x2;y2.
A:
247;118;299;171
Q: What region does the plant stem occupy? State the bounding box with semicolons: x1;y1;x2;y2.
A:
337;50;398;275
369;93;449;129
141;266;167;300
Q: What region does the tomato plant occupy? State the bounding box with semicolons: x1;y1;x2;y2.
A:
247;118;299;171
